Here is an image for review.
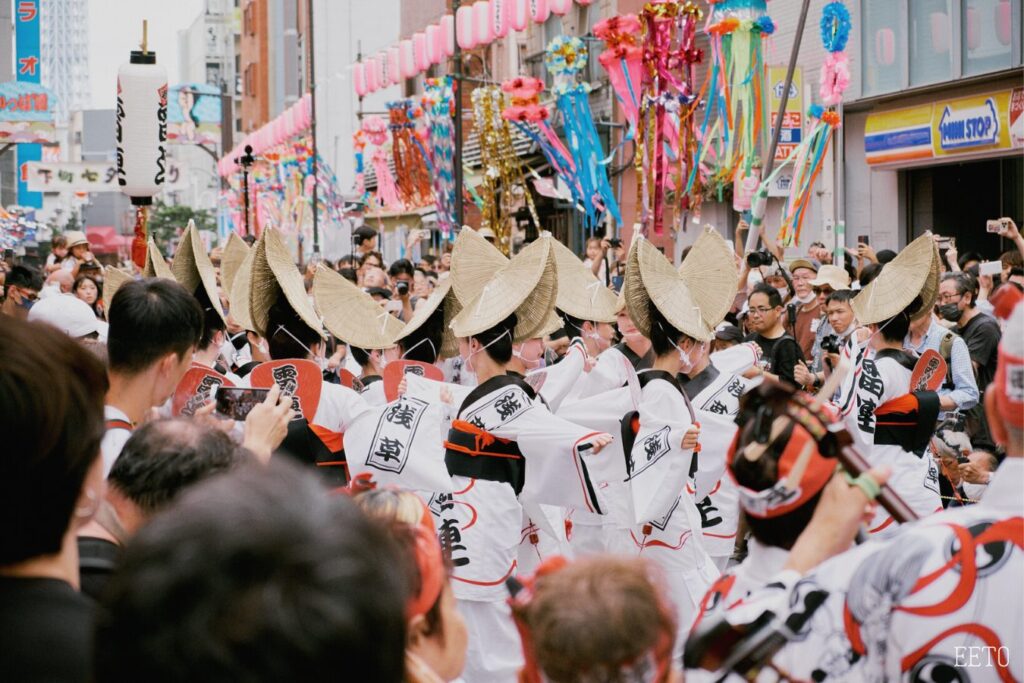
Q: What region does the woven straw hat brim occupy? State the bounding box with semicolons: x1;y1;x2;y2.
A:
625;237;712;343
852;232;935;325
808;264;851;290
220;233;250;295
450;227;509;306
172;221;226;323
549;237;618;323
450;237;557;342
143;239;175;280
314;265;405;349
249;228;325;339
912;240;941;321
395;278;460;358
529;308;565;339
678;226;740;330
228;247;257;332
102;266;133;313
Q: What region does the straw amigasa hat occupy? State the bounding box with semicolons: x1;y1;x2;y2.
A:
625;235;721;343
913;237;941;321
249;228;325;339
142;237;175;280
102;266;133;313
394;277;462;358
171;220;226;322
549;237;618;324
678;226;741;332
228;245;257;332
450;235;558;343
852;232;937;325
220;232;251;294
449;228;561;341
313;265;405;350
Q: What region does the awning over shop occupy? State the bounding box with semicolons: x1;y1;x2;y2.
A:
85;226;131;255
866;86;1023;168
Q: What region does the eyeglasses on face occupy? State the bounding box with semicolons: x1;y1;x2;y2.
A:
937;293;963;304
812;286;833;295
748;306;775;315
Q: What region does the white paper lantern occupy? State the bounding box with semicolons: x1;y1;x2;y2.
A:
353;62;368;97
117;51;168;204
473;2;495;46
441;14;456;57
399;39;416;79
426;24;442;64
491;0;511;38
413;32;430;71
511;0;530;30
549;0;571;16
456;5;476;50
387;47;401;85
531;0;551;23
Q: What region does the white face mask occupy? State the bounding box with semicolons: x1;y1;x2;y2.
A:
671;338;705;374
465;329;512;375
513;343;545;369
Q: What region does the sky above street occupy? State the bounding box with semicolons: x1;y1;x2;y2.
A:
87;0;204;109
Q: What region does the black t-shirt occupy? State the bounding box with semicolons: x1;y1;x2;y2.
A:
959;312;1001;392
0;577;94;682
78;535;121;601
744;331;804;386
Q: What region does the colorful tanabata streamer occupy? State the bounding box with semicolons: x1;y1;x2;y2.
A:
819;2;851;106
634;1;704;235
692;0;773;198
500;76;584;210
545;36;621;232
362;115;402;210
471;86;539;254
352;129;368;202
593;14;643;135
421;77;457;238
388;100;434;208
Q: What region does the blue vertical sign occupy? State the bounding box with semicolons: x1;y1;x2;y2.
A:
16;0;43;208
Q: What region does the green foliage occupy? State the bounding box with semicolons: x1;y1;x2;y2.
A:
147;200;216;252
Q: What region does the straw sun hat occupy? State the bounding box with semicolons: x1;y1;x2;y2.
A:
625;227;738;343
220;232;251;294
394;277;462;358
313;265;405;350
852;232;938;325
549;236;618;324
228;245;257;332
449;233;558;343
64;230;89;249
172;220;226;322
249;228;324;339
142;237;175;280
102;265;133;310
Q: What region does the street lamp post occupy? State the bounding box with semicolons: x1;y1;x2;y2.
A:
236;144;255;236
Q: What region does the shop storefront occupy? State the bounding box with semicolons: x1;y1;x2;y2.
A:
845;79;1023;257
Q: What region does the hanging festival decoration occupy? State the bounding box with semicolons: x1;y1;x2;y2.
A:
500;76;583;209
630;2;703;236
423;77;458;238
471;86;539;254
388;99;434;208
352;129;368;201
363;115;401;210
117;24;168;269
819;1;851;105
593;14;643;134
545;36;621;231
691;0;773;199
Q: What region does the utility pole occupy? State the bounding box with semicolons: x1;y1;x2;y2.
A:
452;0;464;228
307;0;320;258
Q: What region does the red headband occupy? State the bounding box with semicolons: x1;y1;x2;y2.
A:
407;500;446;621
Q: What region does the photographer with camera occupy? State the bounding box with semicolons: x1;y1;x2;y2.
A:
388;259;415;323
795;289;856;393
743;283;804;386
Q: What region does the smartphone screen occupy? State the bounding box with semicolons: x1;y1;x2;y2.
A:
986;219;1004;234
857;235;869;246
214;387;269;421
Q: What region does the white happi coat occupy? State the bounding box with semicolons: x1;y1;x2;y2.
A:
753;458;1023;683
835;346;941;535
682;364;752;561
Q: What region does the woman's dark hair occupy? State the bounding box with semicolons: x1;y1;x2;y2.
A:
267;298;320;360
558;309;588;342
859;262;883;287
730;420;821;550
401;306;444;364
875;295;922;342
648;302;695;357
73;274;103;316
194;287;227;351
350;346;372;368
469;312;516;364
1;318;108;565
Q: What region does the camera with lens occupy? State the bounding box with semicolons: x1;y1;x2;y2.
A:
820;334;841;355
607;237;623;248
395;281;409;296
746;249;774;268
